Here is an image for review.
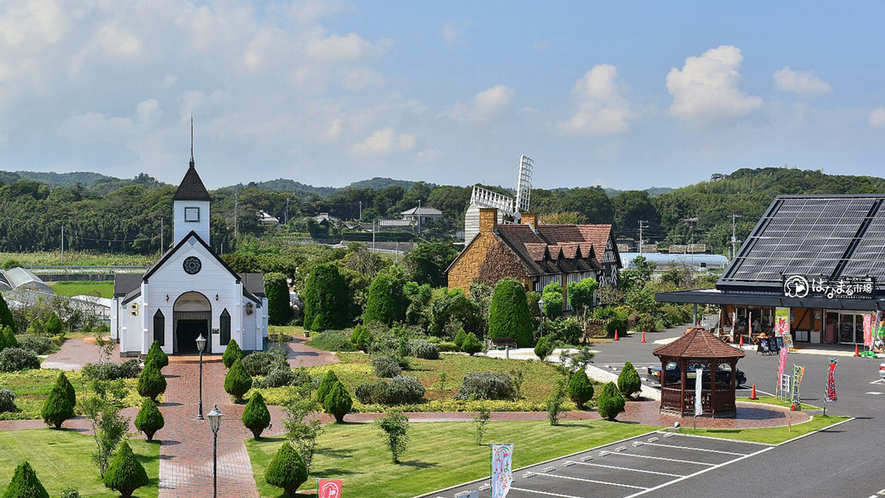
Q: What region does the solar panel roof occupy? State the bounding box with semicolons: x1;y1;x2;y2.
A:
719;195;885;288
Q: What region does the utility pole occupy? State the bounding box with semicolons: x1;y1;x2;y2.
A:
417;199;422;237
731;214;741;260
638;220;649;256
234;191;239;243
682;217;698;278
61;225;65;264
372;219;376;253
359;200;362;221
161;219;164;253
285;197;289;225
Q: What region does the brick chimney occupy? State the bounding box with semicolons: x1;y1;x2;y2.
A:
479;208;498;233
521;212;538;230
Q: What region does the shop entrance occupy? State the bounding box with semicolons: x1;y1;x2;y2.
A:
826;311;865;345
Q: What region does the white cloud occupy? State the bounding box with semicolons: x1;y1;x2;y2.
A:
342;68;385;91
288;0;353;25
557;64;634;135
349;128;416;157
774;67;831;97
416;148;442;163
178;90;231;123
447;84;515;124
0;0;67;51
441;21;462;45
96;23;140;59
305;32;385;63
870;108;885;127
136;99;163;125
666;45;762;125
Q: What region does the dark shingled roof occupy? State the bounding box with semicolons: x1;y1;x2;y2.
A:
241;273;265;297
173;165;212;201
653;327;745;359
114;273;142;297
495;224;600;277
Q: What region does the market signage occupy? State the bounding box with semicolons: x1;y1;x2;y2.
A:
782;275;876;300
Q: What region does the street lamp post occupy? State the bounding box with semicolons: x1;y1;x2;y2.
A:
538;298;545;337
208;405;222;498
195;334;207;420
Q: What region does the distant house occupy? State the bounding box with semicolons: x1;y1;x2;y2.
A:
257;210;279;226
313;213;340;226
401;206;442;227
446;208;621;308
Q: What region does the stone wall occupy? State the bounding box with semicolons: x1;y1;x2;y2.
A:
448;232;531;294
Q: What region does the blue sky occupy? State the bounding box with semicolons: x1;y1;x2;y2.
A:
1;1;883;191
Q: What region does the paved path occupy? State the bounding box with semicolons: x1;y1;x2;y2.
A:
284;337;339;368
41;338;122;370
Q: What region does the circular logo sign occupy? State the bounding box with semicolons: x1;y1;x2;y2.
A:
183;256;202;275
783;275;809;298
318;481;341;498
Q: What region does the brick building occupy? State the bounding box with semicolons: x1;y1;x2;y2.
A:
446;208;621;307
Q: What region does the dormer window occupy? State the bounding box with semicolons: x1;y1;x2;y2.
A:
185;207;200;222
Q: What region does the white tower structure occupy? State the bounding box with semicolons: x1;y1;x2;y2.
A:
515;155;533;215
463;155;535;244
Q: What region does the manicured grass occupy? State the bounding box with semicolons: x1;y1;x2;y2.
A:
48;281;115;299
0;429;159;497
739;395;821;410
268;325;306;340
0;369;144;420
0;251;155;267
246;419;654;498
679;415;850;444
254;352;591;412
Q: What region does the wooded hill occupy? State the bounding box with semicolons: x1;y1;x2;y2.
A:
0;166;882;256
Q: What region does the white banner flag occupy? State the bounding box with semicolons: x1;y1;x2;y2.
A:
694;367;703;417
491;444;513;498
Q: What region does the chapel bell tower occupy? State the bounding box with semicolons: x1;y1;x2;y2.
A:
172;119;212;246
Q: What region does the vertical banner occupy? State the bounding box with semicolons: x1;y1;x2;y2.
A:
694;367;703;416
825;358;838;403
775;308;790;337
791;365;805;410
877;311;885;340
777;345;788;396
864;314;874;348
491;444;513;498
317;479;342;498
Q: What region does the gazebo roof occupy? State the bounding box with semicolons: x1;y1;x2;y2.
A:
653;327;745;359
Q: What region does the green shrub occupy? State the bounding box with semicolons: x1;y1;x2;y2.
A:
488;278;533;347
375;410;410;463
242;392;272;439
266;272;294;326
55;371;76;408
597;381;626;420
82;359;141;381
323;381;353;423
460;332;482;355
145;341;168;370
224;359;253;403
0;294;16;334
636;314;657;332
567;278;598;316
316;371;339;404
541;282;563;321
103;442;148;498
350;325;373;352
41;385;74;429
534;336;553;361
137;364;167;401
355;380;388;405
222;339;244;369
303;263;348;332
2;461;49;498
264;443;307;497
568;369;594;410
17;336;54;355
306;331;359;352
382;376;425;405
437;341;459;352
0;347;40;372
2;326;16;349
453;328;467;350
546;378;567;426
60;488;80;498
545;318;583;345
363;268;407;326
371;355;402;378
454;371;514;401
410;340;439;360
242;350;286;377
255;365;298;389
618;361;642;398
44;315;63;337
0;388;16;413
134;397;164;441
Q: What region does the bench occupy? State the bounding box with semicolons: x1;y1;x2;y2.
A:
490;337;517;349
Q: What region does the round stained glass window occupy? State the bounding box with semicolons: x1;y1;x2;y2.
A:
183;256;202;275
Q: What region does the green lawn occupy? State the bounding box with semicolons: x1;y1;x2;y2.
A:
246;419;654;497
0;369;144;420
48;281;115;299
254;352;589;412
0;251;155;267
0;429;159;497
679;415;850;444
739;395;822;411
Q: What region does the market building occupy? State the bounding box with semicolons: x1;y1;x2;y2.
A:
657;195;885;346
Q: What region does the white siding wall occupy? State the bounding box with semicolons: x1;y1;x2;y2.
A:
173;200;211;245
118;293;145;355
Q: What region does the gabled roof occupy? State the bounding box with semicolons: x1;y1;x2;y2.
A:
143;230;241;284
538;224;621;268
401;206;442;216
173;165;212;201
114;273;143;297
653;327;745;359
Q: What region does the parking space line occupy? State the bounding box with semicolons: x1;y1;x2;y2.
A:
655;431;775;447
510;487;582;498
543;473;649;490
642;442;747;456
571;461;683;477
612;452;716;466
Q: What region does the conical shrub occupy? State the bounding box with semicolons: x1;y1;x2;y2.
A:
145;341;168;370
265;443;307;497
597;381;626;421
41;385;73;429
242;392;271;439
2;461;49;498
55;371;76;408
137;364;167;401
617;361;641;399
568;369;594;410
316;370;339;404
134;397;164;441
224;359;252;403
222;339;243;369
103;442;148;498
323;381;352;423
2;325;17;350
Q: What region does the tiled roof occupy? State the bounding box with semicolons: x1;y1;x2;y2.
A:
653;327;746;359
523;243;547;261
173;165;212;201
401;206;443;216
114;273;142;296
496;224;600;277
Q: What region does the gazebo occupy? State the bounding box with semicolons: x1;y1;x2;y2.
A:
652;327;745;418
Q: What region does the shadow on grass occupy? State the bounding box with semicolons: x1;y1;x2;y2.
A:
314;447;356;458
398;460;439;469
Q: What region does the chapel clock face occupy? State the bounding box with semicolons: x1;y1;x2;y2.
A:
183;256;202;275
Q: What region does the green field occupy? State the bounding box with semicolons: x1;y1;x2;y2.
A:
246;419;654;498
0;429;159;497
0;251;155;267
680;415;850;444
48;281;115;299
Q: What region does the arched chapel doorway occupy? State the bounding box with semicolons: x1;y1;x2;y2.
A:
173;292;211;354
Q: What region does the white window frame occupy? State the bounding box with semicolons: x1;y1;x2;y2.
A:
184;206;200;222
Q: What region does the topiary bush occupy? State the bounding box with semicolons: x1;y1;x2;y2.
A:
488;278;533;347
242;351;287;377
460;332;482;355
242;392;272;439
618;361;642;398
316;371;339;405
437;341;459;352
534;336;553;361
363;268;408;326
0;294;16;335
323;381;353;423
597;381;626;420
3;461;49;498
454;371;514;401
383;376;426;405
410;340;439;360
145;341;168;370
303;263;348;332
371;355;402;378
55;371;76;408
222;339;244;369
0;388;17;413
0;347;40;372
44;315;63;337
266;272;294;326
103;442;148;498
17;336;54;355
134;397;164;441
453;328;467;350
265;443;307;497
568;369;594;410
137;364;167;401
41;385;74;429
355;380;388;405
224;359;253;403
350;325;373;352
546;318;583;346
82;359;141;381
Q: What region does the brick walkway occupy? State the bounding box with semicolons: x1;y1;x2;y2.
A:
41;338;123;371
284;337;339;368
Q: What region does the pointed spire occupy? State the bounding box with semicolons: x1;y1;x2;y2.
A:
189;115;195;169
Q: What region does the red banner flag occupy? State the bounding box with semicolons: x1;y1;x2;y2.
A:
318;479;342;498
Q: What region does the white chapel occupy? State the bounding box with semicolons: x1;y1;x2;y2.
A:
111;153;269;356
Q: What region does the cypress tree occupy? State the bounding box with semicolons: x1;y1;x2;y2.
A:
488;278;533;347
265;272;294;326
137;364;167;401
0;293;16;334
316;370;339;404
302;263;348;332
241;392;271;439
264;443;307;497
460;332;482;355
2;325;17;350
41;385;74;429
222;339;243;369
103;442;149;498
2;461;49;498
363;269;407;326
568;369;595;410
618;361;642;399
145;341;168;370
323;381;353;423
224;359;253;403
134;398;165;441
597;382;626;421
55;371;76;408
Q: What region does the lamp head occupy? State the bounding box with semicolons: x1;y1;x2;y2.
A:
195;333;207;353
208;405;222;433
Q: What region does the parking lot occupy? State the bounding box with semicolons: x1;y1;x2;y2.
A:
430;431;773;498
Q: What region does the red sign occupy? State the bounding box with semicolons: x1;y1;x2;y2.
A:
318;480;342;498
